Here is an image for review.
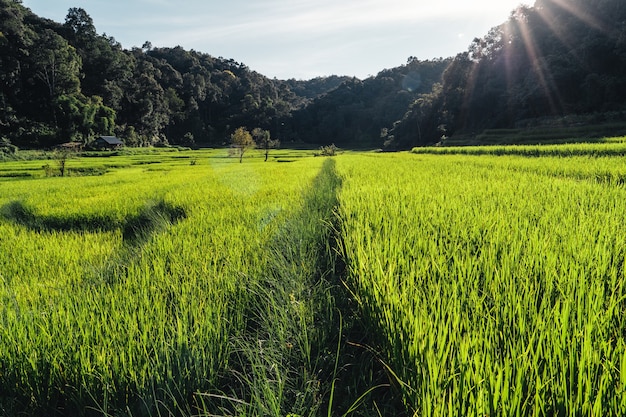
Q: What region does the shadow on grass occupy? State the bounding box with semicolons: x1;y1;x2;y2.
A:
217;158;405;416
1;200;186;243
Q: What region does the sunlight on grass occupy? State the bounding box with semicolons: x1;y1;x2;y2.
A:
2;145;626;416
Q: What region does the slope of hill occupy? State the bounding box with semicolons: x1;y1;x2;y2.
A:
2;0;626;150
388;0;626;148
0;1;345;148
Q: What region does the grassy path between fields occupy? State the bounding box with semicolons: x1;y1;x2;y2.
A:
208;158;404;416
209;158;345;416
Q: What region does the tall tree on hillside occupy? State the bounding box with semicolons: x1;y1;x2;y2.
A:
31;29;81;127
64;8;134;111
118;58;169;145
56;94;115;142
0;0;35;135
32;29;81;100
64;7;96;39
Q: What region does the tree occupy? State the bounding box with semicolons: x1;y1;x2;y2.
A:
57;150;68;177
230;127;255;163
252;127;279;161
64;7;96;39
57;94;116;142
0;0;35;136
119;60;169;146
32;29;81;101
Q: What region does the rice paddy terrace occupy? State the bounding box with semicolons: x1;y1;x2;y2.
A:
1;142;626;416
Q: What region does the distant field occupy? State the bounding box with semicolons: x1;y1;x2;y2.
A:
1;144;626;416
443;122;626;146
413;135;626;156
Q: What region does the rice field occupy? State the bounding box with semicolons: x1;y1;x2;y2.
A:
338;151;626;416
0;149;340;416
411;136;626;158
1;144;625;416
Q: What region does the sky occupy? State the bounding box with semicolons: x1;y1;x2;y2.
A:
22;0;530;80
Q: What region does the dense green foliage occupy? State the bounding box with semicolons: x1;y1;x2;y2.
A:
290;59;451;147
0;1;300;148
4;0;625;150
0;0;439;150
390;0;626;147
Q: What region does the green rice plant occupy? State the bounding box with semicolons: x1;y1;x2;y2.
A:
337;152;626;416
409;152;626;186
0;159;246;415
0;149;343;416
412;136;626;158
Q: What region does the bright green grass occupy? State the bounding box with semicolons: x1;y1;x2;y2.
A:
412;136;626;157
337;152;626;416
4;145;626;416
0;149;340;416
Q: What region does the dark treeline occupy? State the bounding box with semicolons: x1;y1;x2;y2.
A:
1;0;436;150
1;0;626;150
389;0;626;148
0;0;296;148
290;58;451;147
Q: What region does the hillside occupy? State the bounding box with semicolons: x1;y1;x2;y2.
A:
2;0;626;150
1;0;440;150
388;0;626;148
0;1;346;148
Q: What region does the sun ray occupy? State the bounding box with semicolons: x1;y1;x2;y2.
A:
505;7;564;115
544;0;608;33
501;16;520;115
533;3;586;68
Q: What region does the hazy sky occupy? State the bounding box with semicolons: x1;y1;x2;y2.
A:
22;0;529;80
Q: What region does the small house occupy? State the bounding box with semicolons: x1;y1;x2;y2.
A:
94;136;124;150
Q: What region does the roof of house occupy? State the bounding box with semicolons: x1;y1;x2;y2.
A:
98;136;124;145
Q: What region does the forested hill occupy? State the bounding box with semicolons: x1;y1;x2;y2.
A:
2;0;626;151
0;0;440;149
388;0;626;148
0;0;303;148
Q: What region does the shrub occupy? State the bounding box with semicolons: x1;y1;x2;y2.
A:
316;143;338;157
